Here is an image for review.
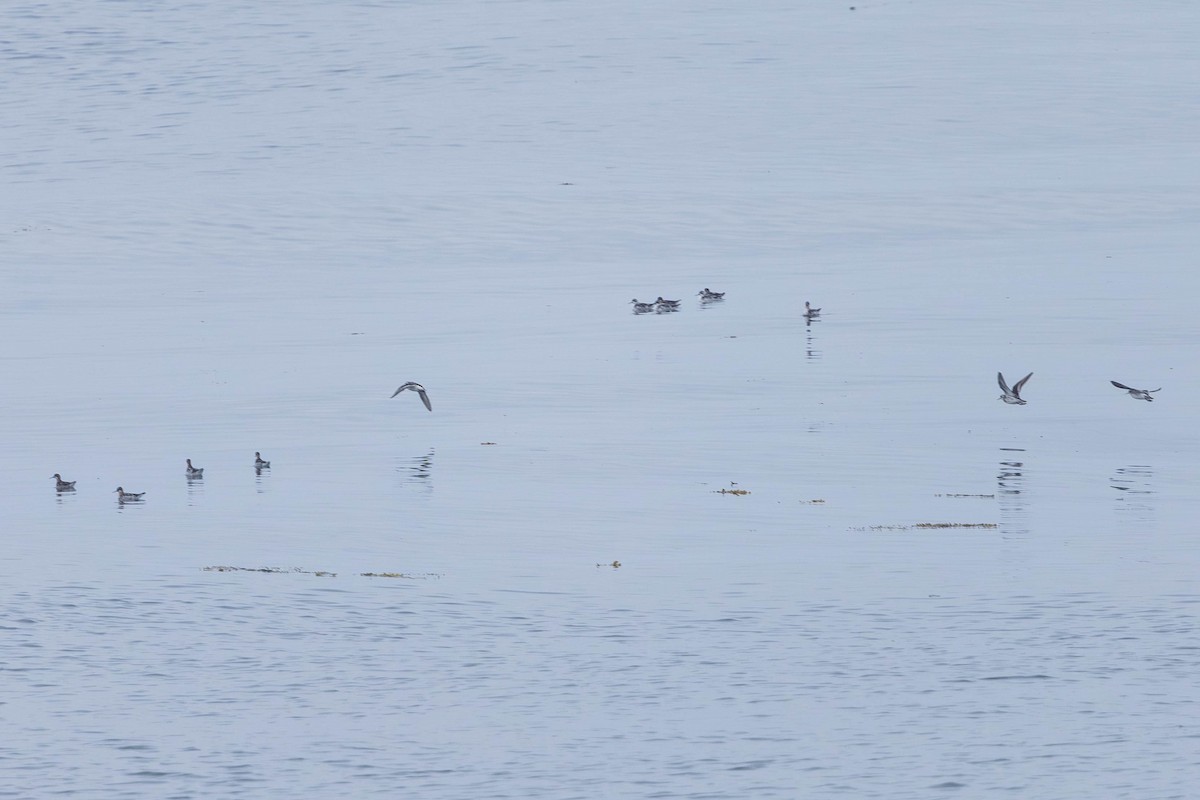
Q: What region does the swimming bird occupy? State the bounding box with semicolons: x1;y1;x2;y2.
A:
391;381;433;411
630;299;656;313
698;288;725;300
655;296;681;308
114;487;145;502
1110;381;1160;401
186;459;204;478
804;301;821;318
51;473;76;491
255;452;271;468
998;371;1033;405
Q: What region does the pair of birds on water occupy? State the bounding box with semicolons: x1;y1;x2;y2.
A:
50;475;146;501
184;453;272;477
997;372;1161;405
51;473;146;502
630;297;683;313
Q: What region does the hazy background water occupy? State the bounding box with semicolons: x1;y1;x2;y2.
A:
3;1;1199;797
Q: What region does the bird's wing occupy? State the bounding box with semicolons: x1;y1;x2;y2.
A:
1111;381;1133;391
418;389;432;411
997;372;1012;394
1013;372;1033;395
390;384;409;398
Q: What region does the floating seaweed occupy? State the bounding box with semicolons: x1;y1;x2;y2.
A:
850;522;997;531
202;565;336;576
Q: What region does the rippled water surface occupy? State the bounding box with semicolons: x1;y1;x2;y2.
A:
3;1;1199;797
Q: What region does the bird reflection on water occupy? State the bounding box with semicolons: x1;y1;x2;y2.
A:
397;449;435;491
1112;464;1156;527
997;447;1029;537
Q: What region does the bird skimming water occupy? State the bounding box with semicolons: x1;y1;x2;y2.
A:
998;372;1033;405
1110;381;1160;401
391;382;432;411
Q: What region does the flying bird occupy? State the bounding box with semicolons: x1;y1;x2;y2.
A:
391;381;432;411
1110;381;1160;402
997;371;1033;405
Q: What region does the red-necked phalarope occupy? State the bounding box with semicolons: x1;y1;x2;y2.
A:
655;296;681;308
698;288;725;300
998;371;1033;405
630;299;656;313
804;301;821;318
1110;381;1160;402
186;459;204;478
114;487;145;502
51;473;76;491
391;381;432;411
255;452;271;468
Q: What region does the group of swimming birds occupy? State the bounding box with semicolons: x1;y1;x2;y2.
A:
630;288;733;314
630;290;823;322
53;382;438;502
53;453;273;501
997;373;1162;405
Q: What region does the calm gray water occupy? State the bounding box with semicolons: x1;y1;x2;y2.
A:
3;1;1199;797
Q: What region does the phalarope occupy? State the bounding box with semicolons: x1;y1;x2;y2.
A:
630;299;656;313
698;288;725;300
998;371;1033;405
51;473;76;491
804;301;821;318
391;381;433;411
1110;381;1160;402
186;459;204;478
114;487;145;502
655;296;681;308
255;452;271;468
